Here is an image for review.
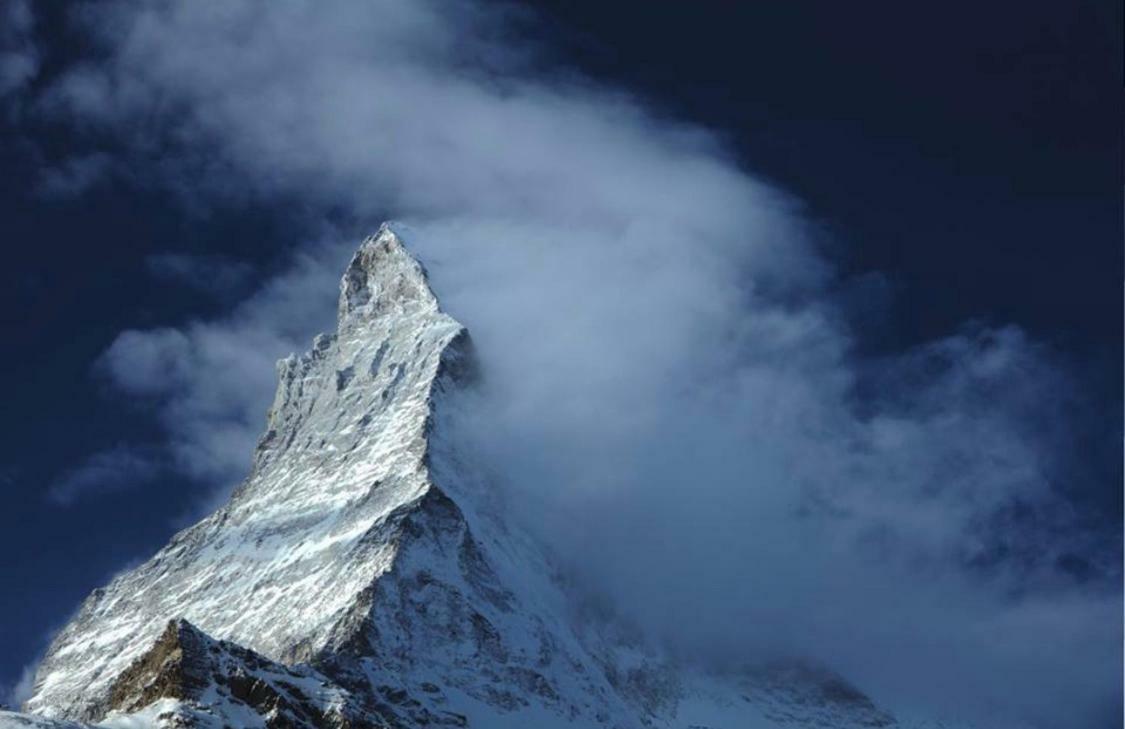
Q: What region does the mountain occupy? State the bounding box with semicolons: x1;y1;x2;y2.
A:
3;226;945;728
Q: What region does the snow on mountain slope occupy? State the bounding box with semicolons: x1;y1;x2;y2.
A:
26;225;464;721
14;225;951;729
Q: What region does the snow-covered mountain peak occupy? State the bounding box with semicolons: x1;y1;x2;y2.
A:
24;226;469;723
9;226;948;729
338;223;439;326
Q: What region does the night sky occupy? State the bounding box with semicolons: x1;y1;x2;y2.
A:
0;0;1120;719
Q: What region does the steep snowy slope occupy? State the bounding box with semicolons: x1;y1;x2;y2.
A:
12;225;944;729
26;225;468;721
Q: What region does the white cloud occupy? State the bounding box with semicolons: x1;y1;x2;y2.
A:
21;1;1120;725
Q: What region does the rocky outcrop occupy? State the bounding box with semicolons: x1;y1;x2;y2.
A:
105;620;211;714
103;619;385;728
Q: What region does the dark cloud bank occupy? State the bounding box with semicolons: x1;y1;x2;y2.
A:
9;2;1119;726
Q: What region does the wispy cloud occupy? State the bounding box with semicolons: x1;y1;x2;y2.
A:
11;1;1119;725
145;252;255;299
34;152;112;198
0;660;37;709
0;0;38;99
96;242;345;486
47;444;163;506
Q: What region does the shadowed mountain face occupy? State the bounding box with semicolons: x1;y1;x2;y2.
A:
4;228;949;729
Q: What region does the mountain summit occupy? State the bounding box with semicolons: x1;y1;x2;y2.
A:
6;227;925;728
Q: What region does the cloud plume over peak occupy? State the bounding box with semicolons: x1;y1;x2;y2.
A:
16;1;1119;726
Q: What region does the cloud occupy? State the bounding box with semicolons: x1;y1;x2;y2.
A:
96;241;345;486
145;252;255;298
22;1;1121;726
34;152;112;198
47;445;162;506
1;660;37;709
0;0;38;99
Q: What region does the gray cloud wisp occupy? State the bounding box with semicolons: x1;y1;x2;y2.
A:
0;0;38;99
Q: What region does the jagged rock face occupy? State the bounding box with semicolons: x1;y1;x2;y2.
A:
12;225;938;729
104;619;381;728
106;620;212;713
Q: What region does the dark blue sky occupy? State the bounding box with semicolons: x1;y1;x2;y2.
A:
0;0;1120;704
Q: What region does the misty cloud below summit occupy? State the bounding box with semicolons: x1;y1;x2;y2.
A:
12;1;1119;726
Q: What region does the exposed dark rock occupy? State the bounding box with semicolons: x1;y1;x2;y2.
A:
104;619;387;729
